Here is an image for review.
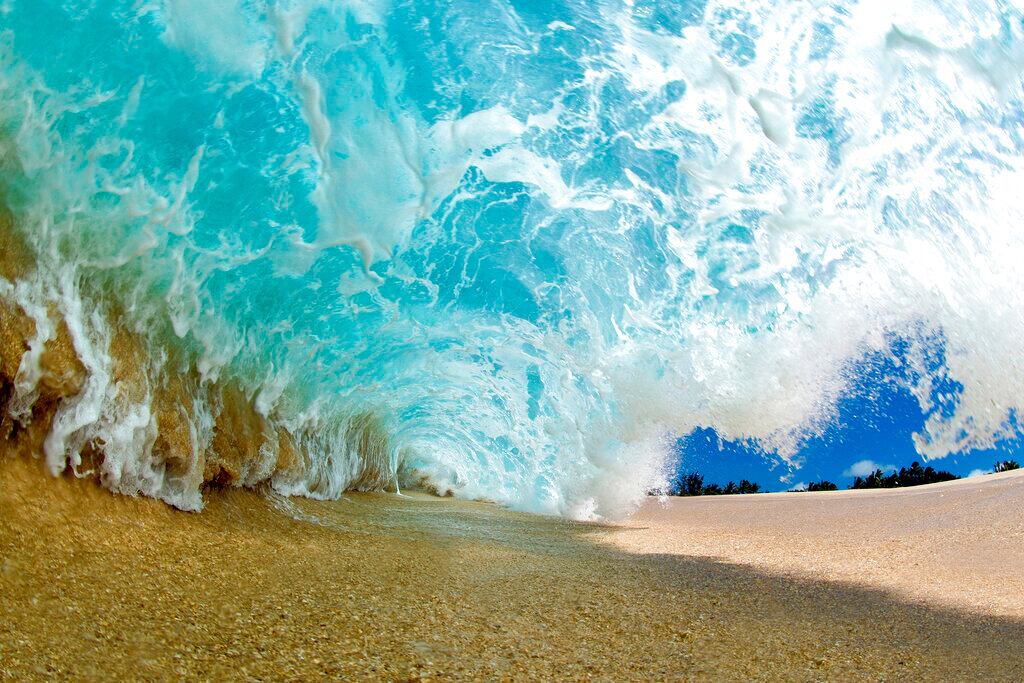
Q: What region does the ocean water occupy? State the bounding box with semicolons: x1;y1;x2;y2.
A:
0;0;1021;517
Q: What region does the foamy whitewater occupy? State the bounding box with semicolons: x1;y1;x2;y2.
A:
0;0;1022;517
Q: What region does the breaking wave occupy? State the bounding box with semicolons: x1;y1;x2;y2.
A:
0;0;1022;517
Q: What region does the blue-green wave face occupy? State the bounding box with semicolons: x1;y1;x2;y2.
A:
0;1;1022;515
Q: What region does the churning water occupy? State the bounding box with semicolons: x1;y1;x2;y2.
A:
0;0;1022;516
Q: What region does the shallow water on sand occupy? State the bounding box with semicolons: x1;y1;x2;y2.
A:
2;457;1023;681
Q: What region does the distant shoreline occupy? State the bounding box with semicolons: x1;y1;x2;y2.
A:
614;468;1024;619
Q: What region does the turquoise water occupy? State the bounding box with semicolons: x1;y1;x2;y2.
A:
0;1;1022;516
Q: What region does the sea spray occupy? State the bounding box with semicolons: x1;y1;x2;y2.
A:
0;0;1022;517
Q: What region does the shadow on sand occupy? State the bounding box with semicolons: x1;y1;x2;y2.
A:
2;456;1022;681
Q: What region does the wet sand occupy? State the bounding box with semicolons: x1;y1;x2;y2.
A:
2;456;1023;681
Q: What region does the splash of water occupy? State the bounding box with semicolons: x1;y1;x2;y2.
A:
0;0;1022;517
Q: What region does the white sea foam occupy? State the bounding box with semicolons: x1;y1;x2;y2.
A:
0;0;1021;519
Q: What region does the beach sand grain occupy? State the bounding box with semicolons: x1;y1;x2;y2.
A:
2;456;1022;681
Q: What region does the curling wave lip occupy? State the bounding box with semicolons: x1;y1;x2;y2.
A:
0;0;1020;518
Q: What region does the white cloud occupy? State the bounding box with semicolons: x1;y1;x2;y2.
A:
968;468;991;478
843;459;896;478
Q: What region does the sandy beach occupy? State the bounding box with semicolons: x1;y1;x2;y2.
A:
2;456;1023;681
3;2;1024;681
611;470;1024;619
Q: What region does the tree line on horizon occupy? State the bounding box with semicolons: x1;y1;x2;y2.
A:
664;459;1020;496
847;461;957;489
671;472;761;496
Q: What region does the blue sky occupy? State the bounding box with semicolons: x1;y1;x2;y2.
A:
674;343;1023;491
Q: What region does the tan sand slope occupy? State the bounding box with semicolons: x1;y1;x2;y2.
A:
1;456;1022;681
609;470;1024;619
